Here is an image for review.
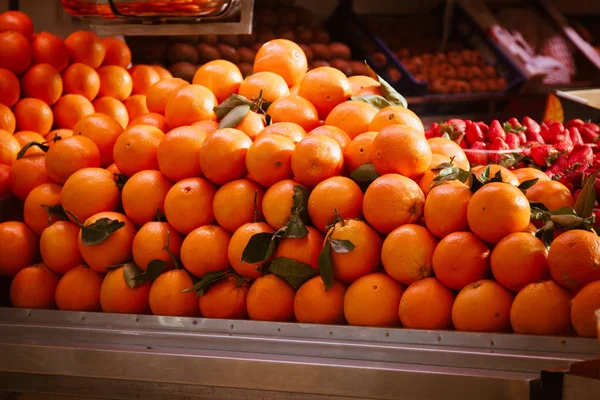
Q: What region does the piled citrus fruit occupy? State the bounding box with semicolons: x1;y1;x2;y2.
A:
1;11;600;338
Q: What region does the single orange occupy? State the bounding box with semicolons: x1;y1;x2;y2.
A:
0;10;34;38
228;222;274;280
246;133;295;187
372;124;431;178
101;37;132;68
146;77;189;115
417;153;452;196
267;95;320;132
92;96;129;129
45;135;101;184
0;221;39;277
348;75;380;96
131;221;183;271
0;129;20;165
452;280;514;332
324;100;378;139
10;263;59;309
274;226;324;269
30;32;70;72
163;177;217;234
12;131;46;156
113;124;164;177
21;63;63;105
424;181;472;239
130;112;169;133
294;277;347;324
165;84;217;128
428;137;470;171
513;167;550;184
247;274;296;322
307;176;363;232
180;225;231;277
53;94;95;130
152;65;172;79
23;183;63;235
0;163;10;199
121;170;172;226
64;30;105;69
262;179;306;230
238;71;290;102
344;272;404;327
254;39;308;87
291;134;344;187
39;220;84;275
0;104;15;134
571;280;600;337
308;125;351;151
73;113;124;167
100;266;151;314
0;68;19;107
213;179;265;233
123;94;149;121
368;105;424;135
62;63;100;101
149;269;199;317
199;128;252;185
129;64;161;95
14;98;54;134
0;31;32;75
198;276;249;319
157;125;208;182
9;154;51;201
471;165;519;186
55;265;103;311
96;65;133;100
192;60;243;103
255;121;307;144
525;180;574;211
548;230;600;291
399;277;455;330
298;66;352;119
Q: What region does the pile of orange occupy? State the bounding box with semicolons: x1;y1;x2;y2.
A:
1;11;599;339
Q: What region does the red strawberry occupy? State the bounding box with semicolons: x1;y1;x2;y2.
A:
580;126;599;143
507;117;521;127
425;123;439;139
465;123;484;146
456;134;468;149
567;145;594;169
447;118;467;133
541;122;564;144
505;133;521;150
565;119;585;129
568;126;584;146
517;131;527;144
487;120;506;142
584;122;600;133
489;136;510;163
467;141;488;165
522;116;540;134
554;133;574;153
525;129;545;144
530;144;559;167
476;121;489;132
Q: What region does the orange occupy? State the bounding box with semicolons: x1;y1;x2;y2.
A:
9;154;51;201
21;63;63;105
61;167;121;223
198;276;249;319
146;77;189;115
53;94;95;130
23;183;62;235
44;128;73;145
0;128;20;164
14;98;53;134
121;170;172;226
0;10;34;38
274;226;324;269
192;120;219;135
298;67;352;119
100;266;151;314
427;137;470;171
0;68;19;107
55;265;103;311
255;122;306;144
129;64;161;96
348;75;380;96
452;280;514;332
246;134;295;187
13;131;46;156
247;274;296;322
344;272;404;327
307;176;363;232
0;104;15;134
294;277;347;324
39;221;84;275
228;222;274;280
64;30;105;69
308;125;351;151
471;165;519;186
165;84;217;128
73;113;124;166
0;163;10;199
571;280;600;337
417;153;452;196
467;182;531;244
328;219;383;284
163;177;217;234
96;65;133;100
199;128;252;185
382;224;438;285
368;105;425;135
124;94;149;121
10;264;59;309
510;280;572;336
131;221;183;271
549;230;600;291
363;174;425;234
62;63;100;101
192;60;243;103
267;95;319;132
213;179;265;233
157;125;208;182
233;111;265;140
101;37;132;68
525;180;574;211
262;179;306;230
78;211;137;273
238;71;290;102
0;31;32;75
180;225;231;277
30;32;70;72
254;39;308;87
372;124;431;178
112;124;164;177
106;163;120;174
291;134;344;187
491;233;549;292
0;221;39;277
45;135;101;184
399;277;454;330
324;100;378;139
149;269;199;317
92;96;129;128
432;231;490;290
152;65;172;79
424;181;472;238
513;167;550;184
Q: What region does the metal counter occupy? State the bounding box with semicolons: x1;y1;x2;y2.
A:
0;308;597;400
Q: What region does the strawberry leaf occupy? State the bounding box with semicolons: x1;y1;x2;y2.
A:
268;257;316;290
81;218;125;246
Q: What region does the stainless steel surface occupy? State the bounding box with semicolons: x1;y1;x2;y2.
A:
0;308;598;400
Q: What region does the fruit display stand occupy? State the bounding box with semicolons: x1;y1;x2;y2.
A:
0;307;598;400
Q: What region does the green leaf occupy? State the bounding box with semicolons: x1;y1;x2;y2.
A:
318;240;334;291
431;157;455;171
268;257;317;290
291;185;310;225
241;232;275;263
40;204;68;226
550;207;578;216
16;141;50;160
81;218;125;246
574;171;598;218
535;220;555;248
480;165;491;182
364;62;407;108
219;104;250;129
431;167;469;189
488;170;504;183
330;239;355;253
350;95;392;110
518;178;539;191
350;163;380;184
123;260;168;289
182;270;229;297
285;213;309;239
550;214;584;229
502;122;526;133
214;94;252;119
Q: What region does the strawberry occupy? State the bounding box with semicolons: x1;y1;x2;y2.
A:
584;122;600;133
507;117;521;127
425;122;439;139
525;129;545;144
568;126;584;146
465;123;484;146
567;145;594;169
530;144;559;167
554;133;574;153
580;126;599;143
541;122;564;144
476;121;489;133
517;131;527;144
467;141;488;165
487;120;506;142
489;136;510;163
565;119;585;129
456;134;468;149
447;118;467;133
522;116;540;134
505;133;521;149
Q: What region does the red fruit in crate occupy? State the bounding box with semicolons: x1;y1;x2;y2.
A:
488;137;510;164
554;134;574;154
465;123;484;146
476;121;489;132
580;126;599;143
541;123;564;144
517;131;527;144
522;116;540;134
447;118;467;133
425;122;440;139
487;120;506;142
569;127;584;147
505;133;520;150
530;145;559;168
584;123;599;133
565;119;585;129
507;117;521;127
525;130;545;144
568;145;594;169
467;141;489;165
